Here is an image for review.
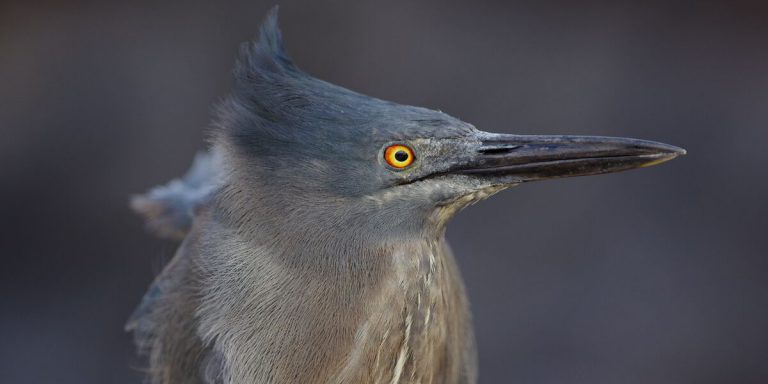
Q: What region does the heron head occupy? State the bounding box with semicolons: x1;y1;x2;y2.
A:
214;8;684;239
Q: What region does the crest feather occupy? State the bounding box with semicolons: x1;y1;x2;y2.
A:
258;6;286;59
235;5;299;81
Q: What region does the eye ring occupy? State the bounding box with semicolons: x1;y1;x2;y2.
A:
384;144;415;169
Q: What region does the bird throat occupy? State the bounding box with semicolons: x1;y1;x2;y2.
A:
333;237;473;384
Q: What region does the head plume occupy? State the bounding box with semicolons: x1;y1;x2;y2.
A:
234;6;299;82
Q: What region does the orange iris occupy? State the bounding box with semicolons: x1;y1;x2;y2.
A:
384;144;414;169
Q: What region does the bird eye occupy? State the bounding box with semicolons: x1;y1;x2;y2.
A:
384;144;415;169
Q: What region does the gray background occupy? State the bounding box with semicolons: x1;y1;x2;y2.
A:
2;1;767;383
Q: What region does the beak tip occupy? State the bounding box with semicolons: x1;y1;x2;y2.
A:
649;141;686;159
641;145;686;168
668;145;687;157
652;141;686;156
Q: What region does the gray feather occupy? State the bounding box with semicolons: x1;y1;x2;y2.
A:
130;151;221;239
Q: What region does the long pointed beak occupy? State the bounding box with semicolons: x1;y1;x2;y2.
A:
452;133;686;183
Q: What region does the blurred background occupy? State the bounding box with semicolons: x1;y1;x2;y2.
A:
2;0;767;383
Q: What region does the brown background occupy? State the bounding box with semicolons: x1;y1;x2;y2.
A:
2;1;767;383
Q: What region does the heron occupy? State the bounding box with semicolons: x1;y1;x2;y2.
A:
128;8;685;384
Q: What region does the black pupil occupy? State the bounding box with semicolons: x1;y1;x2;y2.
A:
394;150;409;162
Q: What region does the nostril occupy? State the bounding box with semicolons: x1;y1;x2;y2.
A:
478;145;521;155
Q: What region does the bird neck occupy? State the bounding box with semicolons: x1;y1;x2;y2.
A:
193;212;471;382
